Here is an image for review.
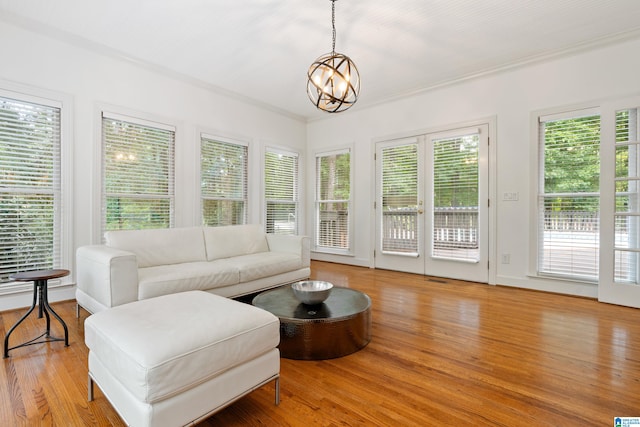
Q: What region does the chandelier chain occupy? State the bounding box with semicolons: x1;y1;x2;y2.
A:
331;0;336;54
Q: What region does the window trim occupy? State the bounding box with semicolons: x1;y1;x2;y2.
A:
0;83;73;294
313;145;354;255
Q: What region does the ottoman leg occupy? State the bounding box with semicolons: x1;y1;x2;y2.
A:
275;376;280;405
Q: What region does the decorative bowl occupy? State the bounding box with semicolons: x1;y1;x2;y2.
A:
291;281;333;305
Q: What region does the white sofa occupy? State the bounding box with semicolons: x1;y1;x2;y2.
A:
76;224;310;314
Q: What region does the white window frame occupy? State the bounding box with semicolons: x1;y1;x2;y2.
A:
530;105;601;283
314;146;354;255
200;133;248;226
101;111;176;236
263;146;300;235
0;84;73;294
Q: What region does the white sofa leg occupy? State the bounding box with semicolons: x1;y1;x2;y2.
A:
275;376;280;405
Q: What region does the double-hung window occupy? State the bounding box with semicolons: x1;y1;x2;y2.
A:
102;113;175;233
0;94;62;283
200;135;248;226
264;148;299;235
315;148;352;252
537;109;600;280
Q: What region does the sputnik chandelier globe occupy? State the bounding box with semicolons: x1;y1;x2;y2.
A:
307;0;360;113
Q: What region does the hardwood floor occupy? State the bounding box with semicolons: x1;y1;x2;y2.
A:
1;261;639;426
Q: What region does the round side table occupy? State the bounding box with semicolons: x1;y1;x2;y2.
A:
4;269;70;358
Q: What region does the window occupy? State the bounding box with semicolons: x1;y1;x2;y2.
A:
315;148;352;252
537;109;600;280
102;113;175;232
201;135;248;226
0;95;62;282
264;148;298;235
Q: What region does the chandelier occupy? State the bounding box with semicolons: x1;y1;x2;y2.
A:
307;0;360;113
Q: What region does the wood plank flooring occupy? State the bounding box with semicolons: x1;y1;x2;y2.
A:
1;261;639;426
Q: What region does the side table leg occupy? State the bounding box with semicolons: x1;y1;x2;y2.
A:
3;283;38;358
41;280;69;347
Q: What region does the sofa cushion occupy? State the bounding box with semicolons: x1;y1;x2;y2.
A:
203;224;269;261
85;291;280;404
225;251;303;282
137;260;239;300
105;227;207;268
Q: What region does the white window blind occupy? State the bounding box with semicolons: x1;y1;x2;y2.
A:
380;143;419;255
432;132;480;262
315;149;351;251
538;112;600;280
614;107;640;283
264;149;299;235
201;136;247;226
102;113;175;232
0;95;61;283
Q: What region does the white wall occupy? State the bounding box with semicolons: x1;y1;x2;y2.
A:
0;21;306;310
3;17;640;311
306;37;640;298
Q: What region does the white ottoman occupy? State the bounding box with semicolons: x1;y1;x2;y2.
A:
84;290;280;427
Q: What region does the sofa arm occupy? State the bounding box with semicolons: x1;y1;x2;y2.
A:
76;245;139;311
266;234;310;268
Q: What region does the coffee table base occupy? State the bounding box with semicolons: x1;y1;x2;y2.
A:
280;305;371;360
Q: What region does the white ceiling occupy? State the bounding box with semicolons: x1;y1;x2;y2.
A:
2;0;640;121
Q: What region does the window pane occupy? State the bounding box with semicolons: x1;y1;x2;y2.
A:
381;144;418;254
0;97;60;282
202;200;245;227
539;195;599;279
265;150;298;235
266;202;297;234
539;113;600;280
432;133;479;261
102;115;174;232
316;151;351;251
201;137;247;226
105;197;171;231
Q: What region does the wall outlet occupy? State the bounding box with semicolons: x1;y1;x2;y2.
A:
501;253;511;264
503;192;519;201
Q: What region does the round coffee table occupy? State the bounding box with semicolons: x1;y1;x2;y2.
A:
252;284;371;360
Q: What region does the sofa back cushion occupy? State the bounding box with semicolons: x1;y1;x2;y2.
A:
203;224;269;261
105;227;207;268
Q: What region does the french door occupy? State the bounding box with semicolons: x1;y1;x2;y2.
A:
599;96;640;307
375;124;489;283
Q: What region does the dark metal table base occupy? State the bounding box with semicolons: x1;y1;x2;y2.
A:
4;277;70;358
253;285;372;360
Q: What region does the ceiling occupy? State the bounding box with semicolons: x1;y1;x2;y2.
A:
2;0;640;121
